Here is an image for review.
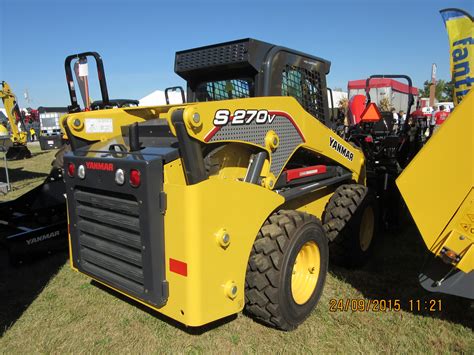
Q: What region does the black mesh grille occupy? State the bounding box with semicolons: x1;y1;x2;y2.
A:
176;42;248;71
74;189;144;295
196;79;252;101
282;65;325;121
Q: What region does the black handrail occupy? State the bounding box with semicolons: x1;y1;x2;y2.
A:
64;52;109;112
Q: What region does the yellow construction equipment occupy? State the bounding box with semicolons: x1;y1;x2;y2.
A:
0;81;32;160
62;39;380;330
395;7;473;299
396;90;473;299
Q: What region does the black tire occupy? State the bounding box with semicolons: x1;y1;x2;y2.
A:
51;143;71;170
323;184;377;267
245;210;328;330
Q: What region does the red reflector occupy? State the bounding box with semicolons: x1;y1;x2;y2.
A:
169;258;187;276
364;136;373;143
67;163;75;177
286;165;327;182
360;103;382;122
129;169;141;187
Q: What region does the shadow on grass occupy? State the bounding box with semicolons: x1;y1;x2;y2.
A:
92;281;237;335
30;151;51;158
0;167;48;183
329;218;474;330
0;249;68;336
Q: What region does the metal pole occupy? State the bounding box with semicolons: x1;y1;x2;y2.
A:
4;151;10;191
0;147;10;192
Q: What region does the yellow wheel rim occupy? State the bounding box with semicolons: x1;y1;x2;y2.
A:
359;206;375;252
291;240;320;305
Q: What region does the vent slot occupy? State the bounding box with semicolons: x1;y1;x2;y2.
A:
176;42;248;72
74;188;144;292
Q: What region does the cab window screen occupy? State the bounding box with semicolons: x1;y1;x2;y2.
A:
282;65;325;121
196;79;253;101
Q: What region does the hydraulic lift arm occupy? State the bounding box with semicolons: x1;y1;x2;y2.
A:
0;81;31;160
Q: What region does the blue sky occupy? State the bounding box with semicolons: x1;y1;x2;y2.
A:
1;0;473;107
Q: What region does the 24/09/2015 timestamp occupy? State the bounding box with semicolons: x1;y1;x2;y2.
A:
328;299;442;312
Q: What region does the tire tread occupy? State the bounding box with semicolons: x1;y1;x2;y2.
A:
245;210;321;330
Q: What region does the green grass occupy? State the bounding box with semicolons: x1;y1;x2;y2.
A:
0;142;57;201
0;147;473;353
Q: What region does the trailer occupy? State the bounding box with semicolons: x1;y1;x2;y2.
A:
348;78;418;113
38;107;67;150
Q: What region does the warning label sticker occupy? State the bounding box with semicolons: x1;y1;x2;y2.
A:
85;118;113;133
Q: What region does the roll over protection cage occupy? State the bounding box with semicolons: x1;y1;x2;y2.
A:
65;52;110;113
365;74;415;131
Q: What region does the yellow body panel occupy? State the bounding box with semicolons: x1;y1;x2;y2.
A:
396;91;474;272
206;143;253;180
283;187;334;220
159;175;284;326
0;125;8;135
61;105;177;142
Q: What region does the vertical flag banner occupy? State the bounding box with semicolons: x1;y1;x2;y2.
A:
440;8;474;105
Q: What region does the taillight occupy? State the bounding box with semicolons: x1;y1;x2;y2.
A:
130;169;141;187
67;163;75;177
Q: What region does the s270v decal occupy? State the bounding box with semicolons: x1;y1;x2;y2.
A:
213;109;276;126
204;109;305;143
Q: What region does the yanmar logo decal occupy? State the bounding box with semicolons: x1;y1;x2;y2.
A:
85;161;114;171
26;230;60;245
329;137;354;161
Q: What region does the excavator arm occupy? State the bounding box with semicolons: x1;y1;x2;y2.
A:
0;81;31;159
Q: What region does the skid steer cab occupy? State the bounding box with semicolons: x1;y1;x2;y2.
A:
64;38;377;330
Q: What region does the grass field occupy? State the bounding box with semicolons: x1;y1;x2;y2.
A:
0;143;57;201
0;145;473;353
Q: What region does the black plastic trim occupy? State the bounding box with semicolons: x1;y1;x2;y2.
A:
171;109;207;184
279;173;353;201
245;151;267;184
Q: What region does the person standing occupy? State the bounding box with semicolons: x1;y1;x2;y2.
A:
433;105;449;134
30;127;36;141
398;111;406;125
429;106;437;136
392;108;399;133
